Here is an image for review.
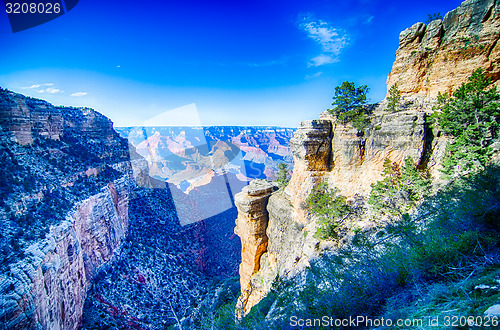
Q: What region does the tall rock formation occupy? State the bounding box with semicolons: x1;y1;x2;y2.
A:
387;0;500;99
234;180;276;319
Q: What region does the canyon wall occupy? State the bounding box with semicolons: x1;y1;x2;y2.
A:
0;88;134;328
235;109;436;317
387;0;500;98
1;178;131;329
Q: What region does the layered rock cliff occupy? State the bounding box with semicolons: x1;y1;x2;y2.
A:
387;0;500;99
1;178;131;329
0;88;133;328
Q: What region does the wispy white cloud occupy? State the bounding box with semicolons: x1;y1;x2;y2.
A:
299;14;349;66
246;59;287;67
37;87;62;94
308;55;339;67
21;83;54;89
71;92;87;97
305;72;323;80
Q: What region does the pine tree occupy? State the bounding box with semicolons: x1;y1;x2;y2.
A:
386;83;401;112
328;81;370;132
437;69;500;175
275;163;290;188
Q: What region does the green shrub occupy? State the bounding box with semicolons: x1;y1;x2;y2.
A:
425;12;443;24
307;182;351;240
369;158;431;218
274;163;290;188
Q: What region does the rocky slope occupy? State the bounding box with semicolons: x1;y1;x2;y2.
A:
387;0;500;100
0;88;133;329
235;0;499;318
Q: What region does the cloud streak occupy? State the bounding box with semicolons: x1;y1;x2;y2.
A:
299;14;349;66
21;83;54;89
309;55;338;67
38;87;62;94
21;83;63;94
305;71;323;80
71;92;87;97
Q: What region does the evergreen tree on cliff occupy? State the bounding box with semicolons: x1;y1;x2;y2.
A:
328;81;370;132
438;68;500;174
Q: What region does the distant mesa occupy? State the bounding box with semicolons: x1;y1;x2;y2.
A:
116;125;295;225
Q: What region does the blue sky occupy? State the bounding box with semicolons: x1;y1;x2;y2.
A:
0;0;463;127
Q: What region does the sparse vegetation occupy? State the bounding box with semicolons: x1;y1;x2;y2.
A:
0;88;130;271
369;157;431;218
425;12;443;24
274;162;290;188
307;182;351;239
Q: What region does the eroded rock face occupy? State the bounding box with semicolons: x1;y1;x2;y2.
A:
286;120;333;223
0;88;134;329
0;178;131;329
327;111;428;197
387;0;500;98
290;120;332;172
234;0;500;320
0;90;123;148
234;179;276;319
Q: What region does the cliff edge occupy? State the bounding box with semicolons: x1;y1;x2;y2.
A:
387;0;500;99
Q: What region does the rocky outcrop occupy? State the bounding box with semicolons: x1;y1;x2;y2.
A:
387;0;500;98
234;180;276;319
0;177;131;329
286;120;333;223
324;111;429;196
286;111;429;199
